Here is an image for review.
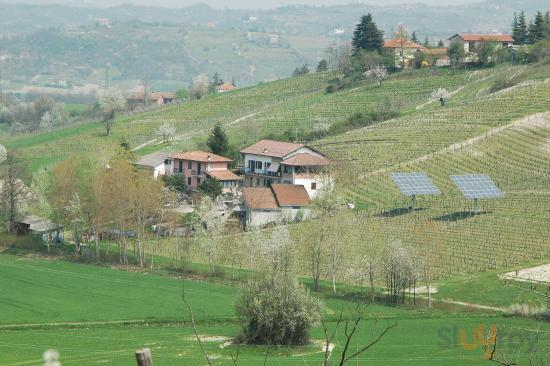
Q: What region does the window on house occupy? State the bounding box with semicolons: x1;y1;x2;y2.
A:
311;182;317;190
248;160;254;171
188;161;192;169
187;177;192;186
283;165;289;174
179;160;183;173
256;161;263;170
197;178;201;185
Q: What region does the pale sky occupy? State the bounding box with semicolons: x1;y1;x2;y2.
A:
2;0;483;9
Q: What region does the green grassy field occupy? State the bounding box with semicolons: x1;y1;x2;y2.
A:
0;254;547;366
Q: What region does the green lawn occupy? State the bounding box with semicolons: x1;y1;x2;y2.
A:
0;254;547;365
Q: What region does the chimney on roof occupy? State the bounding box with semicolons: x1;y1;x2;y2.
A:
207;155;212;161
263;148;268;153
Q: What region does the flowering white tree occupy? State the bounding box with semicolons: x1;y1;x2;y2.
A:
43;349;61;366
40;104;66;129
157;123;176;143
364;65;388;86
431;88;450;107
262;226;295;275
99;88;126;136
191;74;209;100
0;144;6;163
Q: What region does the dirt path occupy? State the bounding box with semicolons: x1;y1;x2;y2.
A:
0;319;160;330
361;111;550;179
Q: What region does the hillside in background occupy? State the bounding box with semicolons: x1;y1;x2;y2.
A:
0;0;547;90
3;62;548;278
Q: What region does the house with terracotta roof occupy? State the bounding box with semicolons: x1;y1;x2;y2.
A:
242;184;312;227
449;33;514;54
171;151;242;194
383;38;424;68
215;84;237;93
240;139;332;199
127;91;177;110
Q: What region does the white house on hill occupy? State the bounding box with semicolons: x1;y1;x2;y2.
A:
240;139;332;199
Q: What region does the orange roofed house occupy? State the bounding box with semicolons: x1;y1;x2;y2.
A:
449;33;514;54
383;38;424;68
240;139;332;199
242;184;312;227
171;151;242;194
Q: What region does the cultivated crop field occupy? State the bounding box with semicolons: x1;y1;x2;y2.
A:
0;254;547;366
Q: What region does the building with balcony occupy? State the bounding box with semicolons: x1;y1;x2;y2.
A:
171;151;242;194
240;139;332;199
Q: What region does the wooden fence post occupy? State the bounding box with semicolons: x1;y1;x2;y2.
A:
136;348;153;366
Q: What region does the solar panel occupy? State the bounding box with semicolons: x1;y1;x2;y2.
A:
450;174;504;199
390;173;440;196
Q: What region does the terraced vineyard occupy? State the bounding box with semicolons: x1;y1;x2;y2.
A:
2;68;473;171
310;66;550;278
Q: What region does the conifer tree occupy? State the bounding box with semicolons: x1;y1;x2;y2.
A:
352;14;384;54
528;12;545;43
514;11;528;45
423;35;430;48
206;123;229;156
411;31;418;43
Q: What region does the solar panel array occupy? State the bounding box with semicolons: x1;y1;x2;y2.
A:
390;173;440;196
450;174;504;199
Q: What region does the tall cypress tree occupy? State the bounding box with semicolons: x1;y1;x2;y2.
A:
516;11;528;44
423;35;430;48
352;14;384;54
206;123;229;156
512;13;520;43
411;31;418;43
543;11;550;38
529;11;545;43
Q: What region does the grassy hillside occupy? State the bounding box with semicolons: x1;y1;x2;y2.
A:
0;254;547;366
2;63;549;277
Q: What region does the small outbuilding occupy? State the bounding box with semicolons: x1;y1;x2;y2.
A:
242;184;312;228
14;215;62;243
134;151;172;179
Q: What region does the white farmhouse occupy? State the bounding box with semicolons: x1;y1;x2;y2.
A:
240;140;332;199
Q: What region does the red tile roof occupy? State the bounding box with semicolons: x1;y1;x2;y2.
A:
243;187;278;209
240;140;305;158
205;170;243;181
451;33;514;42
243;184;311;209
271;184;311;207
170;151;232;163
383;39;424;49
281;153;331;166
215;84;237;92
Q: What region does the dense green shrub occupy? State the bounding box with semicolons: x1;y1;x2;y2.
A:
489;76;518;93
236;272;322;346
